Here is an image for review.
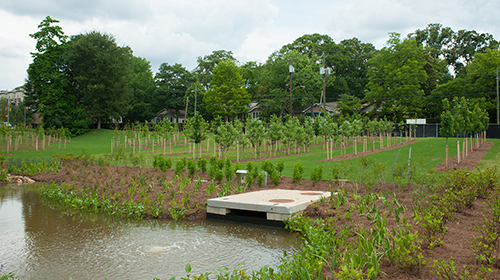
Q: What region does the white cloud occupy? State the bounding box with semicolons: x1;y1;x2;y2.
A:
1;0;500;90
326;0;500;48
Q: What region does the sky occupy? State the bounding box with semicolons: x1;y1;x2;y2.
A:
1;0;500;91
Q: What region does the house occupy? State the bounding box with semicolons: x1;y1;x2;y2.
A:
151;109;186;124
302;102;339;117
247;102;262;120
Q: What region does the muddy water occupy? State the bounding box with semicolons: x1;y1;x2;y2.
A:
0;185;301;280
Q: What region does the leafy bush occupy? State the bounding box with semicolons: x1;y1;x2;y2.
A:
197;157;208;173
224;158;234;182
256;171;265;187
293;162;305;183
174;158;186;176
261;159;275;174
152;155;172;171
187;160;198;178
270;170;280;186
276;160;285;177
310;165;323;186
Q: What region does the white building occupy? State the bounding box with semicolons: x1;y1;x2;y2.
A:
0;88;26;105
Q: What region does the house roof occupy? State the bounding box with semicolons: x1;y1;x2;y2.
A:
154;108;186;119
248;102;260;113
302;102;339;114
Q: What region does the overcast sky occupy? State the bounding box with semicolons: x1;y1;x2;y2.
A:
1;0;499;91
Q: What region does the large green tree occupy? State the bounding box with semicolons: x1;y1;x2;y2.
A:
124;56;156;123
65;31;133;129
26;16;89;135
431;48;500;122
257;50;321;118
365;33;428;121
204;59;250;119
279;34;376;100
408;23;499;76
461;48;500;122
193;50;236;90
333;38;377;99
154;63;195;115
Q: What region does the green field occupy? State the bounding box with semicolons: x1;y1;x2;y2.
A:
4;129;498;181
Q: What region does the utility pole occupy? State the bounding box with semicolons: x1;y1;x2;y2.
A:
185;96;189;122
194;84;197;115
322;52;326;116
319;52;331;117
289;58;293;117
7;95;10;124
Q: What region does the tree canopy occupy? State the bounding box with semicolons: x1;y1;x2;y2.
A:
65;31;133;129
204;59;251;119
24;17;500;129
365;33;428;121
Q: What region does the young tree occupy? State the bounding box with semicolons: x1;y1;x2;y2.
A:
267;115;284;156
184;113;209;159
214;121;238;158
440;99;455;167
245;118;266;159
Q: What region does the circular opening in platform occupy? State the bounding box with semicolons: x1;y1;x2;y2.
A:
300;192;323;195
269;199;294;203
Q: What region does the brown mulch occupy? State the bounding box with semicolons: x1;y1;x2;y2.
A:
434;141;493;172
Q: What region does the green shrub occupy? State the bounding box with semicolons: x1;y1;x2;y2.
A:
153;155;172;171
187;160;198;178
197;157;208;173
310;165;323;186
261;159;275;174
256;171;265;187
174;159;186;176
271;170;280;186
276;160;285;177
293;162;305;183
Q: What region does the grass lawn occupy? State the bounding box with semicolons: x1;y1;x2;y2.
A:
4;129;498;181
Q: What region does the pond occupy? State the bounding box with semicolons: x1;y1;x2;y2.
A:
0;185;301;280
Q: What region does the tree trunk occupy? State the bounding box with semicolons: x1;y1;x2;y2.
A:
446;144;449;168
326;140;329;159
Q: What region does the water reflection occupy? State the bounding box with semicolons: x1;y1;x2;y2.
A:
0;185;301;280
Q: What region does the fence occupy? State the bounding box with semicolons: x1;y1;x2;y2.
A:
391;123;500;139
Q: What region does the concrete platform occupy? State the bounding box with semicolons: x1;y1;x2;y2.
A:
207;189;331;222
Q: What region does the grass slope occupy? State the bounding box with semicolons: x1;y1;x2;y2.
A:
6;129;499;181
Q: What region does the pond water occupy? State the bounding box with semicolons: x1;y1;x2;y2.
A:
0;185;301;280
